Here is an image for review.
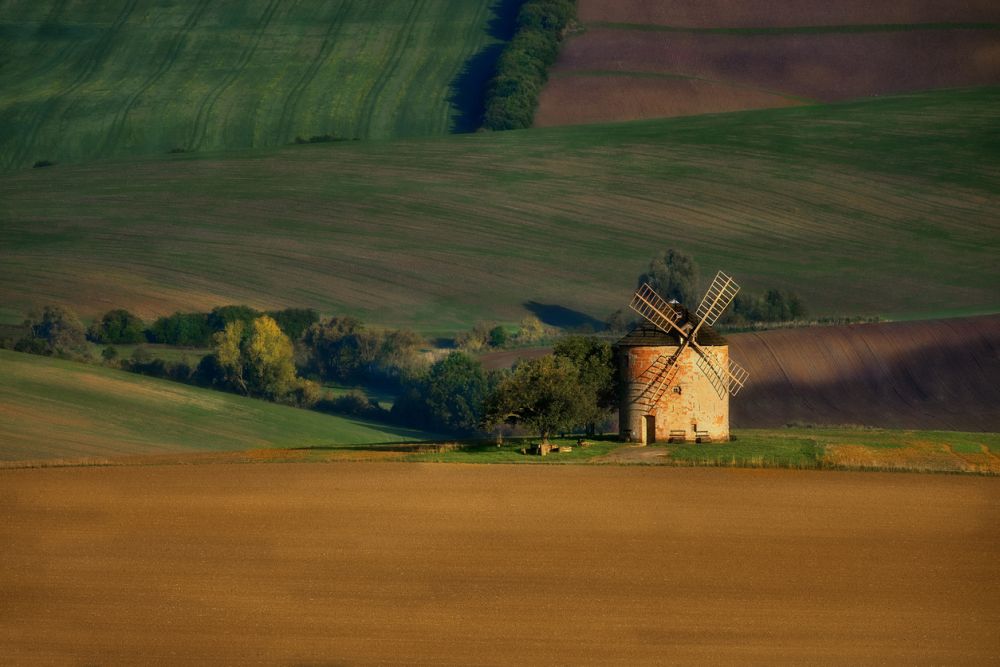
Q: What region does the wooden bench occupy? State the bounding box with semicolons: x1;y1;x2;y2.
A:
695;430;712;444
667;430;687;443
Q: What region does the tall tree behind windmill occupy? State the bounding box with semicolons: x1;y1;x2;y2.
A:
638;249;700;305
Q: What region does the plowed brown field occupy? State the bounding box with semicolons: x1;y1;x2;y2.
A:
535;74;801;126
1;464;997;664
537;28;1000;126
731;314;1000;431
578;0;1000;29
538;0;1000;127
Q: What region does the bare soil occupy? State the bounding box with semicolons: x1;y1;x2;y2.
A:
535;74;802;127
730;314;1000;431
1;464;997;664
550;28;1000;101
578;0;1000;28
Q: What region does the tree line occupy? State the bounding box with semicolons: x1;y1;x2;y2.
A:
482;0;576;131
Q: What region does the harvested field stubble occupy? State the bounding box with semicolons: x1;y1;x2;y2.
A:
1;464;997;664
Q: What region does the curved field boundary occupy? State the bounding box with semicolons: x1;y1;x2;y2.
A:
275;1;352;144
101;0;213;154
0;1;503;169
356;0;427;138
188;0;282;151
6;0;139;169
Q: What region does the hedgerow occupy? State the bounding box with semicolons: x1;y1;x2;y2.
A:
482;0;576;131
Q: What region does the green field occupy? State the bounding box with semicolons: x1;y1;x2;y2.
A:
0;349;434;462
1;87;997;331
0;0;505;170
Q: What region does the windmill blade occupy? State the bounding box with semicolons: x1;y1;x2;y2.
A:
629;283;685;336
726;357;750;396
638;343;690;409
692;342;750;399
694;271;740;331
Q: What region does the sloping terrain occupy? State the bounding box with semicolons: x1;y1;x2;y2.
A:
0;0;505;170
1;88;997;331
730;314;1000;431
0;349;432;462
536;1;1000;126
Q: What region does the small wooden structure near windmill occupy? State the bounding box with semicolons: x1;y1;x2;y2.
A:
615;272;750;445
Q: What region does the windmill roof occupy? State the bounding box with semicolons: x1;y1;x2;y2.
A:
614;309;727;348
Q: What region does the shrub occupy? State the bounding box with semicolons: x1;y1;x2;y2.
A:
88;309;145;344
482;0;577;131
147;312;213;346
32;160;55;168
21;305;88;357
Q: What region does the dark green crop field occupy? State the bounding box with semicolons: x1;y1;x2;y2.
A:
1;87;998;331
0;0;505;170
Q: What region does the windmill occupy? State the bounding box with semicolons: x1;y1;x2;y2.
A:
614;271;749;445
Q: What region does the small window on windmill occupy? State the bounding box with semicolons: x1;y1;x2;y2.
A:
672;385;682;394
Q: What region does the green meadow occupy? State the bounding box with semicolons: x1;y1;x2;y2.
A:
0;0;505;170
0;349;434;462
1;87;997;331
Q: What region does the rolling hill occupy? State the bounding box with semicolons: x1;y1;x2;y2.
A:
1;87;997;332
0;349;433;462
0;0;509;170
536;0;1000;126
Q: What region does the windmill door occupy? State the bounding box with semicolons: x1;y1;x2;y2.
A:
644;415;656;444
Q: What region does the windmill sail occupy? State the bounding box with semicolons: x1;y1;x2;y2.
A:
695;271;740;328
629;283;683;335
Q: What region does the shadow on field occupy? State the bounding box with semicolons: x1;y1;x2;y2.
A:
448;0;523;133
524;301;607;332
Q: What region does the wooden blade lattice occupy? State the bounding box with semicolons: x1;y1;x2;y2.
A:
636;351;684;410
629;283;683;335
695;271;740;328
694;346;750;398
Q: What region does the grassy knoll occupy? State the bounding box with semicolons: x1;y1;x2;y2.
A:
1;87;997;331
0;349;434;463
0;0;507;170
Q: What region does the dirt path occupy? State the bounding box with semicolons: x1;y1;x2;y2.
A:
1;464;997;664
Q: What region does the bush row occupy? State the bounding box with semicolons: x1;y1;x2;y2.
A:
482;0;576;131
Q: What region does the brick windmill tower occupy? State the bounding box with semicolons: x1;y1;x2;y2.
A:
615;272;750;445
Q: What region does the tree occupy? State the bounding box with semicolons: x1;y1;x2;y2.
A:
553;336;617;434
488;325;509;348
214;320;248;394
245;316;297;399
23;305;88;356
482;355;590;444
391;352;488;434
639;249;699;305
88;309;145;344
213;315;301;400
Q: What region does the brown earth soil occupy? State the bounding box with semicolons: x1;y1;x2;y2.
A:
1;464;997;664
578;0;1000;29
535;74;803;127
730;314;1000;431
547;28;1000;104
